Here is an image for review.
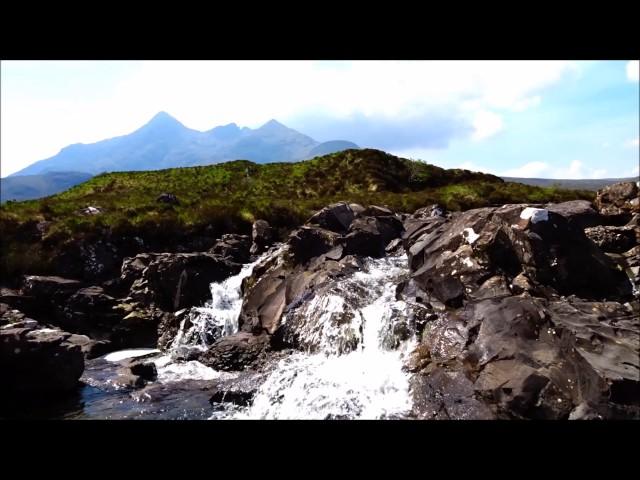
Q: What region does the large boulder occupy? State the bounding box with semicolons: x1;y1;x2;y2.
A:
0;323;84;396
595;181;639;224
251;220;275;255
306;202;356;233
343;215;403;258
123;252;242;312
210;234;251;263
199;332;271;371
584;225;638;253
546;200;602;230
402;205;631;306
61;286;121;338
22;275;82;306
406;294;640;419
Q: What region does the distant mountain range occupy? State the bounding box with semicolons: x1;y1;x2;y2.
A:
503;176;638;191
1;171;94;203
9;112;359;177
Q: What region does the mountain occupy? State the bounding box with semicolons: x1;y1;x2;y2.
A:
10;113;359;177
0;171;94;203
306;140;359;158
502;176;639;191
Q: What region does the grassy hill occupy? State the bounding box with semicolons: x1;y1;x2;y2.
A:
0;149;594;281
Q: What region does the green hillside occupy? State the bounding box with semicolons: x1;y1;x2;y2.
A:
0;149;594;280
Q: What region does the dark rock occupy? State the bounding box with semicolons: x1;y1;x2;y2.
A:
0;324;84;395
210;234;251;263
404;205;631;304
156;193;180;205
22;275;82;305
124;252;242;311
412;204;447;219
410;368;496;420
61;286;121;338
546;200;602;230
584;225;637;253
343;215;404;258
66;334;113;359
251;220;275;255
288;227;342;265
595;181;639;224
199;332;270;371
208;370;266;406
306;202;355;233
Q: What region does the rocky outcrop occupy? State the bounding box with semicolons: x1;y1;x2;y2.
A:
156;193;180;205
306;202;356;233
251;220;275;255
115;357;158;388
402;204;631;307
546;199;602;230
199;332;271;371
238;204;404;338
0;322;84;396
595;181;639;224
61;286;122;338
584;225;638;253
122;252;242;312
210;234;251;263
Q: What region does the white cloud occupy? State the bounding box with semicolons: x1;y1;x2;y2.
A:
627;60;639;82
1;60;577;176
503;161;550;177
503;160;607;179
626;137;640;147
471;110;503;141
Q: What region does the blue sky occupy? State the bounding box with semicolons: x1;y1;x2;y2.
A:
1;60;638;178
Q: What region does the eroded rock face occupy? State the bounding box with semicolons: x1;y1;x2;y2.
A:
199;332;271;371
595;181;639;224
584;225;638;253
210;234;251;263
251;220;275;255
402;204;631;306
0;322;84;396
122;252;242;312
306;202;356;233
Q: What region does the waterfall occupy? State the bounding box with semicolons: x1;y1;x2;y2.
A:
230;254;417;420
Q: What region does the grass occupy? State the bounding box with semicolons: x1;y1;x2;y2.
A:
0;149;594;281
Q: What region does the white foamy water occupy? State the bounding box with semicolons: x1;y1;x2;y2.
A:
170;258;263;353
154;354;235;383
226;254;416;420
103;348;160;362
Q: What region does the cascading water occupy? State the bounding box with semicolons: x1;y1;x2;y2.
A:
224;253;417;420
169;258;262;354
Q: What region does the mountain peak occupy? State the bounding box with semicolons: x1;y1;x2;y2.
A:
144;111;183;127
259;119;287;130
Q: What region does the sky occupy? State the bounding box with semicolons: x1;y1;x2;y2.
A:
1;60;638;178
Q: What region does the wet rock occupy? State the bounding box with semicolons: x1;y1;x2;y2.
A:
61;286;121;338
595;181;639;224
410;368;496;420
343;215;403;258
199;332;270;371
22;275;83;305
156;193;180;205
124;252;242;311
404;205;631;304
306;202;355;233
110;305;169;348
66;334;112;359
210;234;251;263
546;200;602;230
288;227;341;264
584;225;637;253
209;370;266;406
250;220;275;255
0;324;84;396
157;308;190;350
